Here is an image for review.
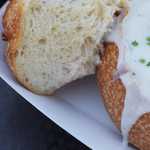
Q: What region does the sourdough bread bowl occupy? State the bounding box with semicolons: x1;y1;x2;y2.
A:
3;0;123;95
97;0;150;149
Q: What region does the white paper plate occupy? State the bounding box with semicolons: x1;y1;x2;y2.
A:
0;3;134;150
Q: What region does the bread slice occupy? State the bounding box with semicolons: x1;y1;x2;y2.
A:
3;0;122;95
97;42;150;150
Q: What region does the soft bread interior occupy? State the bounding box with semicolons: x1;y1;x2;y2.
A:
5;0;124;95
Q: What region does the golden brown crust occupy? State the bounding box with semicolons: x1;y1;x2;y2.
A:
97;42;150;150
3;0;23;72
97;42;125;128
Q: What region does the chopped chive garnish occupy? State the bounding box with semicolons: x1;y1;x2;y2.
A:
146;62;150;67
146;37;150;42
139;58;146;64
132;41;139;47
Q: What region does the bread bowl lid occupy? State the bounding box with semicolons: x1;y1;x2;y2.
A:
0;3;134;150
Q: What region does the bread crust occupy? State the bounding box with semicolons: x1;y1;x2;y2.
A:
3;0;23;72
97;42;150;150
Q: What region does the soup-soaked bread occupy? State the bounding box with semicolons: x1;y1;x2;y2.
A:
97;1;150;149
97;42;150;150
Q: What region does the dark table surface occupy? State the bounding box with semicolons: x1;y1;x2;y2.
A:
0;1;89;150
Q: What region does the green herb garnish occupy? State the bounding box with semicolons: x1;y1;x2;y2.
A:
146;62;150;67
146;37;150;42
132;41;139;47
139;58;146;64
147;42;150;46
